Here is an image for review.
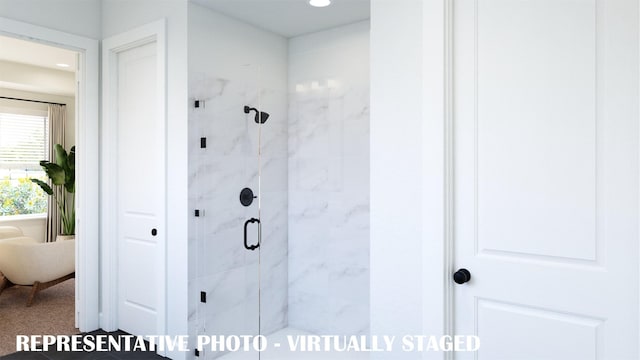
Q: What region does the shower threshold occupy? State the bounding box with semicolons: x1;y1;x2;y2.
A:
217;327;370;360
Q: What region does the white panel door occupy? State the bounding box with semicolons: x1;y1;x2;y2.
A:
453;0;638;359
116;41;165;336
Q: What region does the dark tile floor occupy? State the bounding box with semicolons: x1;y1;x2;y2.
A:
1;331;167;360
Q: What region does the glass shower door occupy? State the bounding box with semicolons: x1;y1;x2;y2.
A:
191;70;262;359
191;62;288;359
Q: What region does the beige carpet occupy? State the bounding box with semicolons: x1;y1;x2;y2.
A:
0;278;78;356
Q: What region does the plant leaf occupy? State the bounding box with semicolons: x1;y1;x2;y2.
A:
65;146;75;192
67;146;75;170
30;178;53;195
40;162;66;185
65;173;75;193
54;144;68;170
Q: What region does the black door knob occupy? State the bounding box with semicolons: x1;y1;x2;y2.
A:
151;228;157;236
453;268;471;284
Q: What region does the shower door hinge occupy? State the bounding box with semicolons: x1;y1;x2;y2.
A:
195;349;200;357
195;209;201;217
200;291;207;303
194;99;205;108
200;137;207;148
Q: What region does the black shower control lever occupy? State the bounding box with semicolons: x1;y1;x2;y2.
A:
244;218;261;251
240;187;257;207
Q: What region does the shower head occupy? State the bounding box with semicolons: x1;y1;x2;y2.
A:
244;105;270;124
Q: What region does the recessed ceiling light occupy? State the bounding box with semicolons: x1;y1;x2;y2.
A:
56;63;70;68
309;0;331;7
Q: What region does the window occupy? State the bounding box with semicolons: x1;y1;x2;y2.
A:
0;111;49;216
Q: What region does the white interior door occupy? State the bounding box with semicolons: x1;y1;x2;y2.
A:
115;39;166;337
452;0;638;359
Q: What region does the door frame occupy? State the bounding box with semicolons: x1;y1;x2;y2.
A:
0;16;100;332
101;19;167;343
422;2;454;358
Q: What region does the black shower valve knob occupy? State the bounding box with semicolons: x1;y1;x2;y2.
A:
240;187;256;206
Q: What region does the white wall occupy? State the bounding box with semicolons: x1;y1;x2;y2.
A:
369;1;441;359
0;0;101;39
188;3;288;88
370;0;451;359
102;2;189;359
288;20;370;336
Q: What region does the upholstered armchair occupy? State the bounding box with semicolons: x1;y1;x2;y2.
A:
0;225;23;240
0;238;75;306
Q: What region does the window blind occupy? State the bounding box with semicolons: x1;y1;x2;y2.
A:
0;112;49;170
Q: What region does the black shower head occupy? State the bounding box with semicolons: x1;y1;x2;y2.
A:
244;105;270;124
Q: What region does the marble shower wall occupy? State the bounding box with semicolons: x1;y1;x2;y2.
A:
188;4;288;359
288;21;371;336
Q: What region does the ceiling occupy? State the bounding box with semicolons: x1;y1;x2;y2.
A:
0;35;76;72
0;35;76;96
191;0;370;38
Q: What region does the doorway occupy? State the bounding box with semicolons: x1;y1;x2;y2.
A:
0;34;78;356
0;16;100;336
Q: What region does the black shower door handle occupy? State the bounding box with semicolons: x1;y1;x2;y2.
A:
244;217;261;251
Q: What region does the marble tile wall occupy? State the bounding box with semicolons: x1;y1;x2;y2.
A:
288;21;371;336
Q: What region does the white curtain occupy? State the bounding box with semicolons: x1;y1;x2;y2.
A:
45;104;66;243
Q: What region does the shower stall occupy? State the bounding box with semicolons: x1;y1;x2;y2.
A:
188;5;370;359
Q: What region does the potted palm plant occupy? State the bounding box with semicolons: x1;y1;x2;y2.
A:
31;144;75;240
